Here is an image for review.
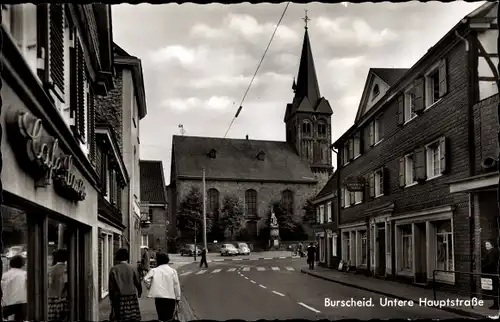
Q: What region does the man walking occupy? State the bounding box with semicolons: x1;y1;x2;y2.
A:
200;247;208;268
307;243;316;270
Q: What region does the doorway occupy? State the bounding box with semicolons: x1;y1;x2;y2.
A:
414;222;427;284
377;227;386;276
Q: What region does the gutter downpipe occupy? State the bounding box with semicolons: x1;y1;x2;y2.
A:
331;145;341;263
496;2;500;308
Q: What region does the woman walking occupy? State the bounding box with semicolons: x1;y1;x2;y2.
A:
109;248;142;321
143;252;181;321
48;249;69;321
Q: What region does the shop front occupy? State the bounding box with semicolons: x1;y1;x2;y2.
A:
1;89;99;320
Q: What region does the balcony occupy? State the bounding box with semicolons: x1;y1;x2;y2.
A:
98;194;124;229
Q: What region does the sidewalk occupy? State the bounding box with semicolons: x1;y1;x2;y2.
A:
301;266;498;319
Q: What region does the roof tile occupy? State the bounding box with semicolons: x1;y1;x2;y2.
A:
140;160;167;204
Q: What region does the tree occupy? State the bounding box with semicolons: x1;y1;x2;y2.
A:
302;197;316;224
177;187;214;234
219;194;245;240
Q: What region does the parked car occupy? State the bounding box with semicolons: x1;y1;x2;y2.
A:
220;244;238;256
180;244;201;256
236;243;250;255
5;245;27;259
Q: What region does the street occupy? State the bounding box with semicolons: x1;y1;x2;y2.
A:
179;257;463;320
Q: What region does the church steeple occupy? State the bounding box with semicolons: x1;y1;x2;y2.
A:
294;10;321;108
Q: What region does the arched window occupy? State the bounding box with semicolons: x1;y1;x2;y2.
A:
302;120;312;136
245;189;257;217
281;190;294;215
373;84;380;97
207;188;220;217
317;121;327;137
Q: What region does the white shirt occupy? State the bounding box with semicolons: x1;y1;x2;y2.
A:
1;268;27;306
143;264;181;300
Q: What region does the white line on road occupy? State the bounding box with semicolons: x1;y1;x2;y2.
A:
256;267;265;271
212;269;222;273
259;284;267;289
263;257;272;259
213;259;224;262
250;280;256;284
298;302;321;313
179;271;192;276
228;268;236;272
242;267;250;271
285;267;295;271
244;277;249;279
272;291;285;296
196;270;206;275
232;258;242;261
279;257;286;259
271;267;280;271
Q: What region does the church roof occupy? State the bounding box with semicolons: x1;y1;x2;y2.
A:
172;135;317;183
140;160;167;204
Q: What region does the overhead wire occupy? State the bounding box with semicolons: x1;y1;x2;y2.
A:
223;1;291;138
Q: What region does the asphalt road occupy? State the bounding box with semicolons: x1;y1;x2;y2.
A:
178;258;463;320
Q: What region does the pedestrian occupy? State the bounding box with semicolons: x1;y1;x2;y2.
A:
307;243;316;270
140;246;150;278
200;247;208;268
143;252;181;322
108;248;142;321
482;240;499;310
48;249;69;321
1;255;27;321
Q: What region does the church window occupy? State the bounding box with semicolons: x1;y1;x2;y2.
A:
302;121;312;136
281;190;294;215
245;189;257;217
207;188;220;218
373;84;380;99
317;122;327;137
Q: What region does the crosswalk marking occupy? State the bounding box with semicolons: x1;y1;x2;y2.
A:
228;268;236;272
242;267;250;271
285;267;295;271
196;270;207;275
180;271;192;276
256;267;265;271
271;267;280;271
190;266;297;275
212;269;222;273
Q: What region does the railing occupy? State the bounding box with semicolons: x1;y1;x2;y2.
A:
432;269;499;309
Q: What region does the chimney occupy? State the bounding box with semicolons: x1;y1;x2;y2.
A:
246;134;249;140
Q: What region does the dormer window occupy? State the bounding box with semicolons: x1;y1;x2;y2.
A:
372;84;380;99
208;149;217;159
256;151;266;161
302;121;312;136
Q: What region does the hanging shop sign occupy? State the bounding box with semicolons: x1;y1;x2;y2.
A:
5;109;86;202
344;177;367;192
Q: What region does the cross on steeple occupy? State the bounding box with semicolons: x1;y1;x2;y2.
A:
302;9;310;29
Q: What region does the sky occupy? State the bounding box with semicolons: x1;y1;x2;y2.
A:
111;1;485;183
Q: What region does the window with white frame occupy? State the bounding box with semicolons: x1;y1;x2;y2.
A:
316;207;320;224
342;187;350;208
435;220;454;272
361;231;367;265
332;235;337;256
425;67;441;107
404;88;417;122
404;153;416;186
426;140;441;179
326;202;332;222
101;232;114;297
374;116;382;144
141;234;149;247
374;169;384;197
319;205;324;224
354;191;363;204
343;232;351;261
400;225;412;271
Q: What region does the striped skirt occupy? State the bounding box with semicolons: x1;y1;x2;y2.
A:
48;297;69;321
110;294;141;321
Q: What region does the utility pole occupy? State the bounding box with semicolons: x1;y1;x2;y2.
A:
194;222;197;262
203;168;208;250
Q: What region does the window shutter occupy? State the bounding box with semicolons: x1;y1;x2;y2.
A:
339;148;344;166
399;157;405;187
377;115;384;140
354;133;360;156
88;89;96;165
101;152;107;194
414;146;427;182
397;95;404;125
438;59;448;98
69;46;77;118
340;187;345;208
350;191;355;205
76;42;86;142
359;130;365;154
48;4;65;98
368;121;375;146
369;172;375;198
36;4;49;82
439;136;448;174
413;78;425;113
383;167;389;195
348;138;354;160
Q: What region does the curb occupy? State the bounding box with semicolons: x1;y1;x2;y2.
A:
179;292;197;322
300;269;487;319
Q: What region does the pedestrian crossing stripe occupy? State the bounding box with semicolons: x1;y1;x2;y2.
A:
271;267;279;271
212;269;222;273
242;267;250;271
180;271;192;276
228;268;237;272
256;267;265;271
286;267;294;271
179;267;296;276
196;270;207;275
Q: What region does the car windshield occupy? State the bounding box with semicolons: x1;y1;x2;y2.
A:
225;244;235;249
187;245;195;249
9;246;22;252
238;243;248;248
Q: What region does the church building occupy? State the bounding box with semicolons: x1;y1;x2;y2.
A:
169;20;334;244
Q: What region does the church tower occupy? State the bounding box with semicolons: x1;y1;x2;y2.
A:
284;12;333;180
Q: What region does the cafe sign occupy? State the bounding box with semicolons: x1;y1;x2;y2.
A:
5;109;86;202
344;177;366;192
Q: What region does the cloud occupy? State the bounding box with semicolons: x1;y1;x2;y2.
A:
149;45;198;65
161;97;202;111
162;96;235;112
316;17;399;48
207;96;233;110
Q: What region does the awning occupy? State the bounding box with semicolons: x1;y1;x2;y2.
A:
448;172;498;194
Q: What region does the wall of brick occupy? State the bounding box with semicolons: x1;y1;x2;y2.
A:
94;68;124;153
176;179;318;237
336;38;474;277
141;206;168;251
473;94;499;173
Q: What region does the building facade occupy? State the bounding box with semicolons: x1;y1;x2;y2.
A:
139;160;168;252
1;4;113;320
333;2;498;288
